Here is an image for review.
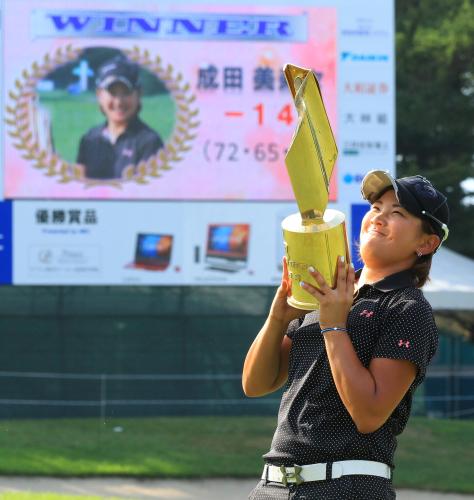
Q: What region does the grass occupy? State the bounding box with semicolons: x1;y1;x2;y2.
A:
0;416;473;493
0;416;275;477
396;417;474;492
38;91;176;162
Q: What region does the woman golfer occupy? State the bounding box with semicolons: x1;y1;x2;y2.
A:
243;170;449;499
77;55;163;180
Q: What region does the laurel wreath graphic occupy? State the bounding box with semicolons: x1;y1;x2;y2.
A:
5;44;200;187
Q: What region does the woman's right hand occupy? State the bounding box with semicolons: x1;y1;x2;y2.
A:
269;257;306;326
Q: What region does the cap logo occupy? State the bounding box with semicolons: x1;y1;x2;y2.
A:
100;63;117;74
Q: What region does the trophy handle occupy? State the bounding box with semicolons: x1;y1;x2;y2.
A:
283;64;338;220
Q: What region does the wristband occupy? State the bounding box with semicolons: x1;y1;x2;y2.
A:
320;327;348;334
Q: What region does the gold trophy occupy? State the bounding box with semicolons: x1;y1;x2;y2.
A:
282;64;349;310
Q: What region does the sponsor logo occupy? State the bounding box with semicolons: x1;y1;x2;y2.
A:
341;18;389;38
343;140;389;156
343;173;365;184
344;82;389;95
341;52;389;62
32;10;308;42
341;28;389;37
343;112;389;126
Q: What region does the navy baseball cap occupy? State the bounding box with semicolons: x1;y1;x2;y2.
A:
361;170;449;246
96;56;140;91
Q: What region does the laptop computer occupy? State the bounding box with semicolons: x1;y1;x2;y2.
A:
205;224;250;272
127;233;173;271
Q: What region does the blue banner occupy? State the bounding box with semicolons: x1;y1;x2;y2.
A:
0;201;13;285
351;203;369;269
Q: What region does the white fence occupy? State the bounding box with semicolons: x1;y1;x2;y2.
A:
0;370;473;419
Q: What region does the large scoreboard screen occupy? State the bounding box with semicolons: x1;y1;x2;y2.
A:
0;0;395;285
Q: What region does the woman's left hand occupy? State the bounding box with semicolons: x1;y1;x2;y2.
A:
300;256;355;330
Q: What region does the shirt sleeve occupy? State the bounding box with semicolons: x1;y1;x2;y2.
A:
372;294;438;383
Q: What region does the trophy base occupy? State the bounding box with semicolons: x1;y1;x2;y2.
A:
287;295;319;311
282;208;349;311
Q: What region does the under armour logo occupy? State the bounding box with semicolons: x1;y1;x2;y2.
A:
122;148;134;158
398;339;410;348
360;309;374;318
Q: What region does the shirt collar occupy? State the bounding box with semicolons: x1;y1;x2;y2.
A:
101;116;142;142
355;268;416;292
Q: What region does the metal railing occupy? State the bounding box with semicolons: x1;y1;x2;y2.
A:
0;370;472;419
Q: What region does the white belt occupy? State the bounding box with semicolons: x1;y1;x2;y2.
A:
262;460;391;486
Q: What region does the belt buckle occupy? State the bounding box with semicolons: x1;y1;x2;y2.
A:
279;465;304;486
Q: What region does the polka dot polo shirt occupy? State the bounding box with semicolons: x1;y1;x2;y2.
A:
263;269;439;470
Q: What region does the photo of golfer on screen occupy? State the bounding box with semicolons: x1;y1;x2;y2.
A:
77;55;164;180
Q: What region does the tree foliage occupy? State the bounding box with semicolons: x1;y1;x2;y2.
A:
396;0;474;257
